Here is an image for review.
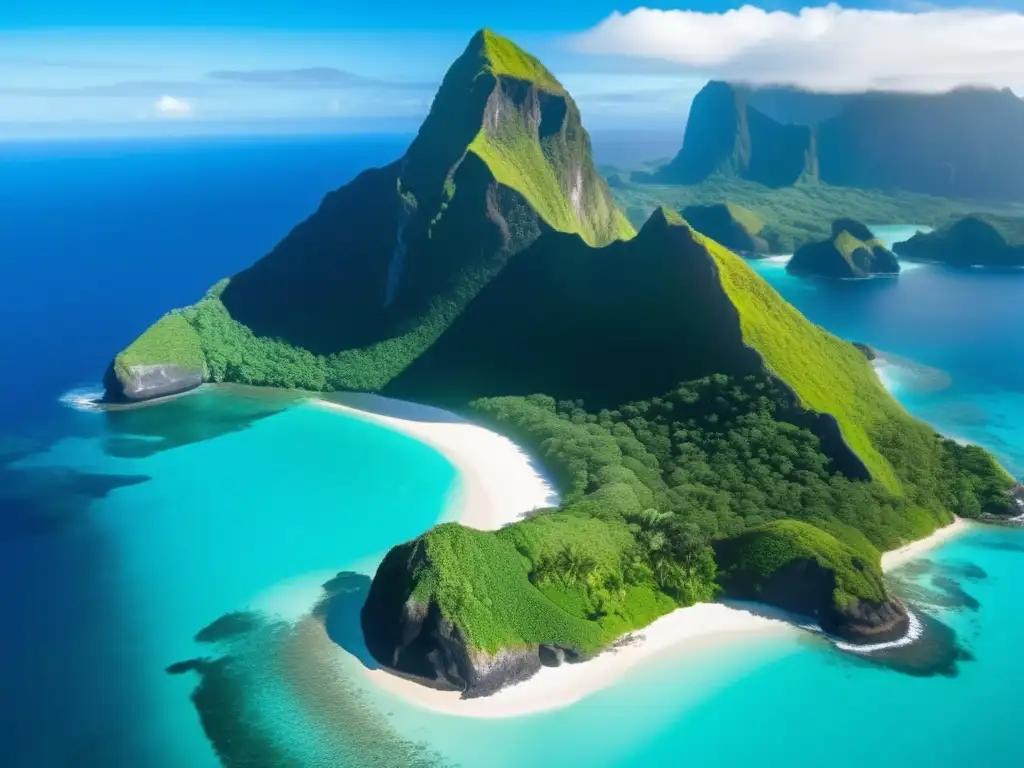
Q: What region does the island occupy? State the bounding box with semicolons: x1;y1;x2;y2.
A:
679;202;783;256
893;215;1024;268
102;31;1019;699
787;218;900;278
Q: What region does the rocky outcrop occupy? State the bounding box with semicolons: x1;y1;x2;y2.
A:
360;536;583;697
103;361;204;402
734;556;909;643
788;219;900;278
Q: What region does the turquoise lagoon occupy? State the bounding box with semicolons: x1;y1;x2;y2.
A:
5;215;1023;766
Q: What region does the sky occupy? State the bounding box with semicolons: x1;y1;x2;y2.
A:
3;1;1024;138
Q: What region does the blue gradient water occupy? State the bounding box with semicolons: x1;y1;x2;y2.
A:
2;139;1022;767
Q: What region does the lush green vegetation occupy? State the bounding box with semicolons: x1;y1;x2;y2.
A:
695;230;900;490
477;29;563;93
398;363;1012;653
612;176;1021;253
715;519;886;611
114;312;205;380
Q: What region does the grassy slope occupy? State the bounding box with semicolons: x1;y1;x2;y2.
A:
467;33;634;246
114;313;206;378
415;518;674;655
695;229;902;491
725;201;765;235
477;29;563;93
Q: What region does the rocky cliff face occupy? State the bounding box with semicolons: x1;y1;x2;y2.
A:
657;84;1024;200
103;362;203;402
652;81;816;188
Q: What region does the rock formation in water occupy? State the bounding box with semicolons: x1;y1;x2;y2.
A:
788;219;900;278
893;215;1024;268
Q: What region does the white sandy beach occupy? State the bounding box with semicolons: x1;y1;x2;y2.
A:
312;395;560;530
881;516;971;571
311;393;973;720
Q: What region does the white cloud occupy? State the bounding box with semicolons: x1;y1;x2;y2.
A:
154;94;191;116
571;4;1024;93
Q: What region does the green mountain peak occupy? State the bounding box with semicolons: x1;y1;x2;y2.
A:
470;28;564;93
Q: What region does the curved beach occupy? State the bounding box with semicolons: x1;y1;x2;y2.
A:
312;394;973;719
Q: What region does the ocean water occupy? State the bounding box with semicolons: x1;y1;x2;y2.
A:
2;138;1023;767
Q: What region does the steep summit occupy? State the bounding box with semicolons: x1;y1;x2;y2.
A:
104;30;631;402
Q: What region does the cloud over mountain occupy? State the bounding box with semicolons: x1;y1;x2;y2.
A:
572;4;1024;93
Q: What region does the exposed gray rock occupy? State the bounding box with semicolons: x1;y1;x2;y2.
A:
104;362;204;402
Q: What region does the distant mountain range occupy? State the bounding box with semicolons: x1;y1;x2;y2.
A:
650;82;1024;201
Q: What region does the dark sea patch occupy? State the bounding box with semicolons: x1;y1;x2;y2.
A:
170;607;453;768
196;611;262;644
839;611;973;678
101;386;300;458
888;557;985;612
0;464;150;535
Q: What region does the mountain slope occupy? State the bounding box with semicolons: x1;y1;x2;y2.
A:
653;82;1024;201
679;201;782;254
105;29;632;401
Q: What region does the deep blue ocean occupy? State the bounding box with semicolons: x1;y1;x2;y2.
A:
1;137;1022;767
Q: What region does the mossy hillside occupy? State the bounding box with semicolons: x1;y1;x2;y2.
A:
114;312;206;380
692;228;901;491
464;39;634;246
403;518;674;655
715;519;887;611
476;29;563;92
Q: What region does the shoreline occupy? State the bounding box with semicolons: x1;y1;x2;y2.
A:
312;393;973;720
311;394;559;531
881;516;972;571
